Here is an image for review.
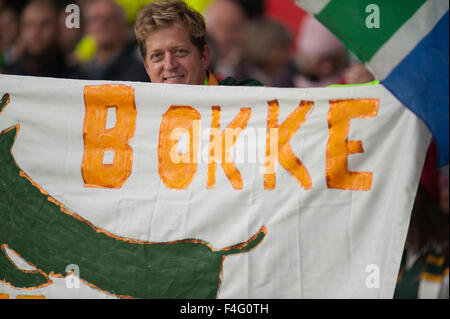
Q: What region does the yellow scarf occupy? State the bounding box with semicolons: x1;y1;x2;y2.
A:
204;71;219;86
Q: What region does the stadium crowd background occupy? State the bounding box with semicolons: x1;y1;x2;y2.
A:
0;0;448;298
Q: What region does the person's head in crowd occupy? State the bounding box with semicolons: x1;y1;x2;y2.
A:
20;0;59;57
134;0;210;85
85;0;128;62
0;6;19;52
235;18;291;86
204;0;245;77
294;15;348;87
58;5;82;56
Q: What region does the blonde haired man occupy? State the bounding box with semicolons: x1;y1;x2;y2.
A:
134;0;262;86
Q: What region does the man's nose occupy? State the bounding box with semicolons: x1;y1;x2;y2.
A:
164;53;178;70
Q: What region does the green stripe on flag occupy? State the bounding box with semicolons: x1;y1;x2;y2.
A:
315;0;426;62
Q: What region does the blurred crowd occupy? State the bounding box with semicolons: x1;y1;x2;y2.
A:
0;0;448;298
0;0;148;80
0;0;376;85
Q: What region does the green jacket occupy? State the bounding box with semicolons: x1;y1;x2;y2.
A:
219;76;264;87
207;71;263;87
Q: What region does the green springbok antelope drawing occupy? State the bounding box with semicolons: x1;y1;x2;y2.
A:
0;93;266;298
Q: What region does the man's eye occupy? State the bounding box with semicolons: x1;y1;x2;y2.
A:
150;53;163;61
175;49;188;56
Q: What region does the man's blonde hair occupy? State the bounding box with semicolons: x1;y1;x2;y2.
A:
134;0;207;59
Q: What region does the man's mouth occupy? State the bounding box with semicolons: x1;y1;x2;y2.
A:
164;75;185;83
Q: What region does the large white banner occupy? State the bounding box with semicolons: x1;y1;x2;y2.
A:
0;74;429;299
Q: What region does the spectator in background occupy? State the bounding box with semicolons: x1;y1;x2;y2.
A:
292;15;349;88
5;0;79;78
81;0;147;81
57;4;83;68
292;15;374;88
204;0;246;81
234;18;293;87
394;183;449;299
264;0;307;47
394;141;448;299
0;5;19;70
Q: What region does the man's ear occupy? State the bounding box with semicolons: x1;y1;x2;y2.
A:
201;45;211;70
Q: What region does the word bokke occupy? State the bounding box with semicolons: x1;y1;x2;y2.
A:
81;85;379;191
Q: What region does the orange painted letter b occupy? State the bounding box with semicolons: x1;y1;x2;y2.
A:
82;85;137;188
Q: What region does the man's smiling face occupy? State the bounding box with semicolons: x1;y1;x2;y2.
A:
144;24;210;85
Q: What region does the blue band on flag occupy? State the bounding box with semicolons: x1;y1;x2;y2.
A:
382;11;449;166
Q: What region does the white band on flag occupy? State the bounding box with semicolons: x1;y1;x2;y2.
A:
295;0;331;15
368;0;449;80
